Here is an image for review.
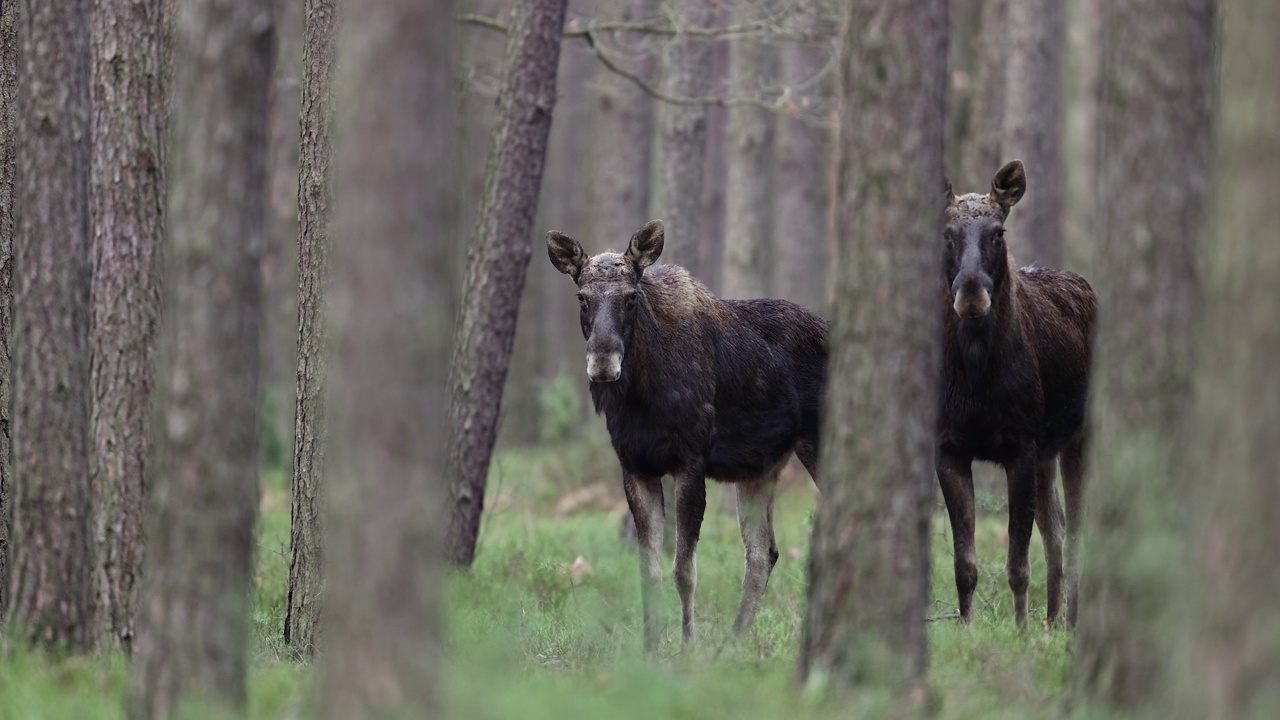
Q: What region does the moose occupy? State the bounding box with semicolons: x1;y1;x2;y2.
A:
546;220;828;650
938;160;1096;629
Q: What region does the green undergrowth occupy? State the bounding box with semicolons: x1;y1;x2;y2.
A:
1;442;1074;720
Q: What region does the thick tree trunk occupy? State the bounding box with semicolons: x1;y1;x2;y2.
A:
651;0;711;275
1003;0;1065;267
1072;0;1218;709
444;0;567;568
284;0;337;658
0;0;17;617
957;0;1006;187
1063;0;1100;266
89;0;168;654
798;0;946;696
318;0;457;713
126;0;273;715
7;0;95;651
721;22;775;300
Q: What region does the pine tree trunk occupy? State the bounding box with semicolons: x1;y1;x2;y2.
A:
284;0;337;658
444;0;567;568
957;0;1006;187
1003;0;1065;267
126;0;274;714
318;0;456;713
89;0;168;655
797;0;947;696
0;0;17;618
722;20;775;300
1072;0;1218;709
7;0;95;652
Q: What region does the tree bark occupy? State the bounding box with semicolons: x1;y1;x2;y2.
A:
89;0;168;655
0;0;17;618
798;0;946;697
1072;0;1218;709
721;15;775;300
957;0;1006;188
1002;0;1065;267
284;0;337;658
126;0;273;714
7;0;95;652
651;0;712;275
444;0;567;568
318;0;457;713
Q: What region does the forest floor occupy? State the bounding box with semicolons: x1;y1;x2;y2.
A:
1;433;1074;719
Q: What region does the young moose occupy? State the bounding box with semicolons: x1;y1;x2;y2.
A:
938;161;1096;628
547;220;827;650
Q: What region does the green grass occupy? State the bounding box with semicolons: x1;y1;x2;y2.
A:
0;442;1075;719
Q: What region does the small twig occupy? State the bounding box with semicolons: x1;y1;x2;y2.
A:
456;13;825;41
926;612;962;623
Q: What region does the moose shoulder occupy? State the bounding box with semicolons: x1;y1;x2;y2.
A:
546;220;827;650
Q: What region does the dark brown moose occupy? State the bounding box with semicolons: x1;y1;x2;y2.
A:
547;220;828;650
938;161;1096;629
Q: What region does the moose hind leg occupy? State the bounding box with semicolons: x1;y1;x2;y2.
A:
1061;436;1087;626
623;471;666;651
1035;457;1067;624
937;448;978;621
732;471;780;635
673;473;706;645
1004;453;1038;630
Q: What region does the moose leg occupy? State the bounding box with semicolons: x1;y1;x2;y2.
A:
673;471;706;645
1061;435;1087;626
936;447;977;621
732;468;781;634
1034;458;1067;625
623;471;666;651
1004;453;1038;630
796;439;820;485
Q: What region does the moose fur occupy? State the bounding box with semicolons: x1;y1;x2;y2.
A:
938;160;1096;628
547;219;827;649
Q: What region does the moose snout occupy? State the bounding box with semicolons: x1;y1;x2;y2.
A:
951;276;992;320
586;352;622;383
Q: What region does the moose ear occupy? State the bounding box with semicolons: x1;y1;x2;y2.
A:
990;160;1026;212
546;231;587;281
944;177;956;206
624;219;664;274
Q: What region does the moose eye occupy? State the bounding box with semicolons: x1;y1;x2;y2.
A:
576;292;588;308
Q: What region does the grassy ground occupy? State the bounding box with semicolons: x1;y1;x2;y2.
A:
0;436;1074;719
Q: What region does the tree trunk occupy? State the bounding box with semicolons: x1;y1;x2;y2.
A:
284;0;337;658
1063;0;1100;267
651;0;712;275
126;0;273;714
89;0;168;655
1072;0;1218;709
444;0;567;568
721;19;775;299
318;0;457;713
0;0;17;618
7;0;95;652
957;0;1006;187
797;0;946;696
1002;0;1065;267
1172;4;1280;714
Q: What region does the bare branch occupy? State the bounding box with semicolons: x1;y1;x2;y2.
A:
456;12;823;41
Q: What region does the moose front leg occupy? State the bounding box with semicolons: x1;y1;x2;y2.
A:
623;471;665;651
732;469;780;635
1004;451;1039;630
937;447;977;621
673;471;706;645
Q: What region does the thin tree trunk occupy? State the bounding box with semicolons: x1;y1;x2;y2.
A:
1003;0;1065;267
7;0;95;651
126;0;274;714
318;0;457;713
89;0;168;655
797;0;946;696
1072;0;1218;709
1063;0;1100;267
958;0;1006;187
444;0;568;568
722;19;775;300
284;0;337;658
0;0;17;617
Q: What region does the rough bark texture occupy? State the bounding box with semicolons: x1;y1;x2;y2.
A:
318;0;456;712
126;0;273;714
89;0;168;654
0;0;17;617
957;0;1006;188
651;0;711;275
284;0;337;658
1073;0;1218;709
798;0;946;695
7;0;95;651
1003;0;1065;267
721;20;775;300
444;0;567;568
